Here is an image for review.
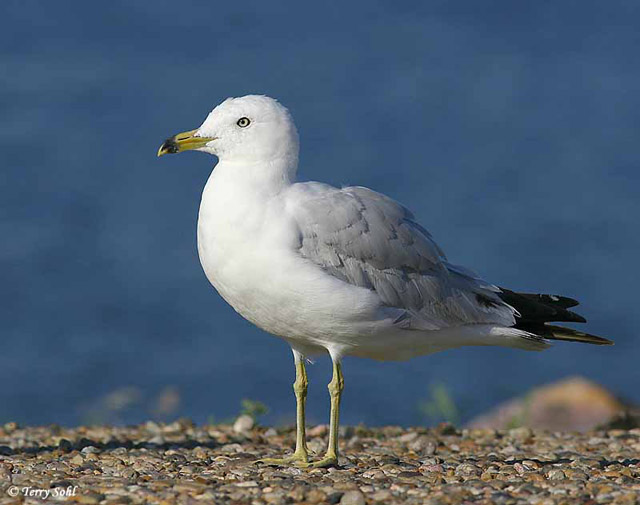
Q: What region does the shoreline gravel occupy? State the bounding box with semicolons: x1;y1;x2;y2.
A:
1;420;638;504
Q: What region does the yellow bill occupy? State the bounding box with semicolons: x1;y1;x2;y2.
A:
157;129;216;157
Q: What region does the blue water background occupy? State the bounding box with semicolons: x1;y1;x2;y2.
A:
1;1;639;427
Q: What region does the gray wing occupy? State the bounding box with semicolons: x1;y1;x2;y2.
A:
290;183;516;330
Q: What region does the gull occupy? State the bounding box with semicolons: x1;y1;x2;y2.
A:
157;95;613;467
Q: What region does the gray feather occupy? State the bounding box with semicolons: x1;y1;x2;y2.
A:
292;184;516;330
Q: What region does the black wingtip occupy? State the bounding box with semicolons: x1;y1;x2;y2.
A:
514;291;581;309
566;310;587;324
535;293;580;309
498;289;588;325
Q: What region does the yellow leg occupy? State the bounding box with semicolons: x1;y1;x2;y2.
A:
300;359;343;468
256;350;309;465
291;352;310;461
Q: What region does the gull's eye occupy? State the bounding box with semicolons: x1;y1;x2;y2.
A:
237;117;251;128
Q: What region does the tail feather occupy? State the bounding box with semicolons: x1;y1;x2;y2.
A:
498;288;614;346
531;324;614;346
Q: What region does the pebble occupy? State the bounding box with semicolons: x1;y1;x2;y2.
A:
0;422;636;504
233;414;254;434
308;424;328;437
509;427;534;441
547;469;566;480
58;438;73;452
339;490;366;505
408;435;437;455
70;454;84;465
148;435;165;445
306;489;328;503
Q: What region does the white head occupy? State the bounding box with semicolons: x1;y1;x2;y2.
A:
158;95;299;166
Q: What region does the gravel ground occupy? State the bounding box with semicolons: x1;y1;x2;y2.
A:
1;420;638;504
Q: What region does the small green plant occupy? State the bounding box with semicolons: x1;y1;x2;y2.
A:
240;398;269;422
418;382;460;426
504;393;532;429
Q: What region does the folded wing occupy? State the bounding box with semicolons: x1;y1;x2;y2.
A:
289;183;517;331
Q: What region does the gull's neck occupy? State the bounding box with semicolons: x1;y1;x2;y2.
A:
211;153;298;197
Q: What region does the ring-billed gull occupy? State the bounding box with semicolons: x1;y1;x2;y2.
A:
157;95;613;467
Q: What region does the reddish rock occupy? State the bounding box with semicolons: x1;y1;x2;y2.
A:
467;376;625;432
